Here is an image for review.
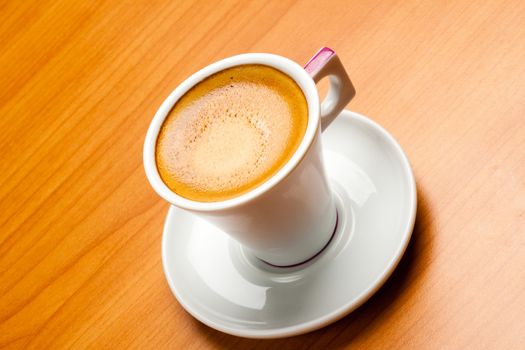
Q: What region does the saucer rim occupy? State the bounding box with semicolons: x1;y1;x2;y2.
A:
161;110;417;339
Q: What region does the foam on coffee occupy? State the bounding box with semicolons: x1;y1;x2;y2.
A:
156;64;307;202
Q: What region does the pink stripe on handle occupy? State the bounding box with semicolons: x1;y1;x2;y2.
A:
304;47;335;76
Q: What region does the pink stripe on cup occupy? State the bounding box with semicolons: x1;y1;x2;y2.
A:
304;47;336;76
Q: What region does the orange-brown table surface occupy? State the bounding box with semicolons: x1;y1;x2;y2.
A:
1;1;524;348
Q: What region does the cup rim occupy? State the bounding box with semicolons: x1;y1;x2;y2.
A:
143;53;320;212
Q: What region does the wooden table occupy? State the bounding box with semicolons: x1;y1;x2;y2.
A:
1;0;524;348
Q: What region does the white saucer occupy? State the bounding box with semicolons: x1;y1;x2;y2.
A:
161;110;417;339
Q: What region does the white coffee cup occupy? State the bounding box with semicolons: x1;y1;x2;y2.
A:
144;47;355;266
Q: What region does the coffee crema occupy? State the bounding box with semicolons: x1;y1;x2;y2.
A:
155;64;308;202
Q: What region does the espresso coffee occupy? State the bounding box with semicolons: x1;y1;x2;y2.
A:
155;64;308;202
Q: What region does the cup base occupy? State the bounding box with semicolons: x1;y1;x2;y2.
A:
256;209;339;269
235;185;351;276
161;110;417;338
248;186;349;269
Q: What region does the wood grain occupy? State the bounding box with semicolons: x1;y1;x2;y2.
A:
1;0;524;348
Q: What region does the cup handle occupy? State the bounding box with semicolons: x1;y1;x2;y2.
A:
304;47;356;131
